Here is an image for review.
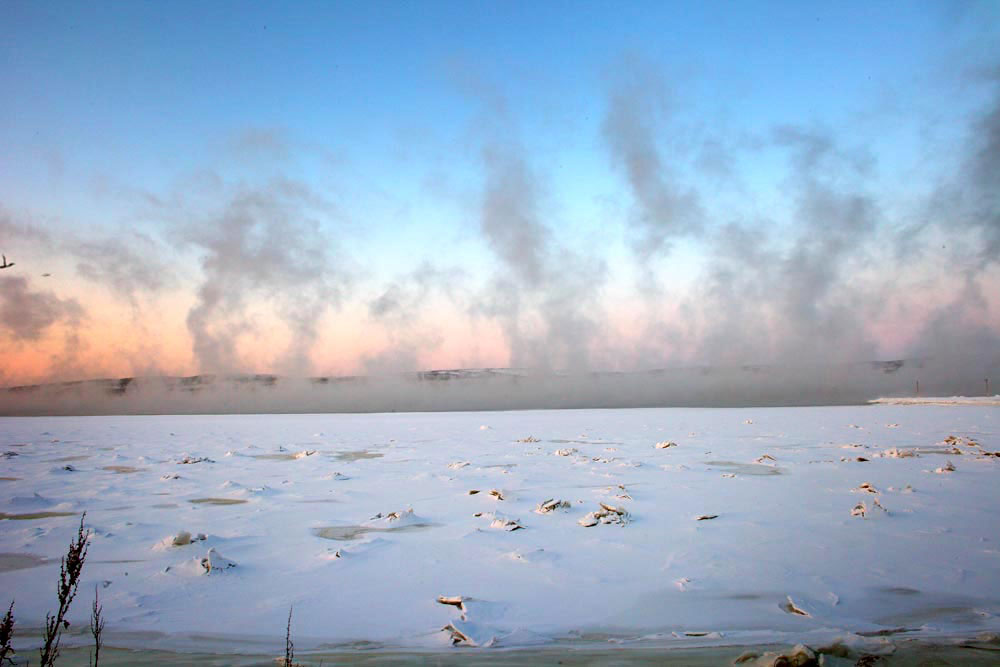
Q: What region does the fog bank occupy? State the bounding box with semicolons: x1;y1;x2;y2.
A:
2;357;996;416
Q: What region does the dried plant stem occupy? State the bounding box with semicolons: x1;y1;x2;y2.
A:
89;585;105;667
39;513;90;667
0;601;15;666
284;605;295;667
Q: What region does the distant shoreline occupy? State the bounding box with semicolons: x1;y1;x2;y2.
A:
2;359;997;416
870;396;1000;406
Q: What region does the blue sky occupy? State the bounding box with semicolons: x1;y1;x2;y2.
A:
2;1;982;202
1;1;998;382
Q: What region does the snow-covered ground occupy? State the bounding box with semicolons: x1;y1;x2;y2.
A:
1;406;999;658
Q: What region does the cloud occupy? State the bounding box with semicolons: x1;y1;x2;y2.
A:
1;206;173;303
71;234;173;304
0;208;53;246
0;275;85;341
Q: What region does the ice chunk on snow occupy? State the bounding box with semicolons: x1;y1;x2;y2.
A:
933;460;956;474
779;596;811;617
157;531;207;549
534;499;570;514
442;619;497;646
489;516;524;531
200;548;236;574
362;508;424;528
177;455;214;464
579;503;629;527
880;447;917;458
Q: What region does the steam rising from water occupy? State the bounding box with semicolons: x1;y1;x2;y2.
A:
1;59;999;398
182;180;345;376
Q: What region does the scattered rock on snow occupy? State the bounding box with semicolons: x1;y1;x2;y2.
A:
655;441;677;449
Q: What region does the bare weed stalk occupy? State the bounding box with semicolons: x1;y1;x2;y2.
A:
284;605;295;667
39;513;90;667
89;585;105;667
0;601;14;666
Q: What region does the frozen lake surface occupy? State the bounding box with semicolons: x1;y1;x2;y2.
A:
1;406;999;661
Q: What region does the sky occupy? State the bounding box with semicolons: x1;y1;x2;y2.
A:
1;1;999;385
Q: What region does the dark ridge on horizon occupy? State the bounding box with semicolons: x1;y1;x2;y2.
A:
2;359;921;393
1;355;994;417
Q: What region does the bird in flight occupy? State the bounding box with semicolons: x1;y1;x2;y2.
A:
42;273;52;277
0;255;14;269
